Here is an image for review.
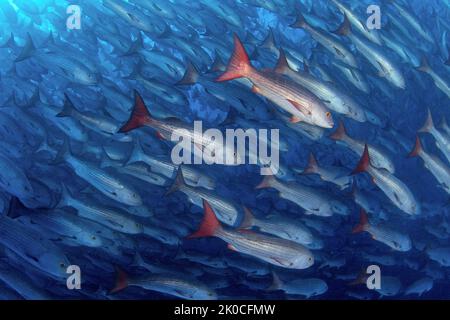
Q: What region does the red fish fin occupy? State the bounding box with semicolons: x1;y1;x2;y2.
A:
255;175;276;189
187;200;221;238
110;267;128;294
119;90;152;133
351;144;371;175
303;153;319;174
329;120;348;141
352;209;369;234
287;99;310;116
408;135;423;158
216;33;252;82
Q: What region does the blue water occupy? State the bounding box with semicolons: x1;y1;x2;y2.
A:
0;0;449;300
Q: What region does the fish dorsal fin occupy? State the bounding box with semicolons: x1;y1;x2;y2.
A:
274;48;292;74
176;60;200;85
261;28;276;50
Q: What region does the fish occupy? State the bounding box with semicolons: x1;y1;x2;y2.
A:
297;153;352;190
54;140;142;207
351;144;420;215
416;57;450;100
102;0;165;35
404;277;433;297
0;214;71;279
216;34;334;128
274;49;367;122
409;135;450;194
58;185;144;235
0;266;52;300
330;0;382;45
353;209;412;251
239;207;314;245
166;169;241;227
330;121;395;173
426;247;450;267
56;94;130;141
189;199;314;270
268;272;328;298
256;175;349;217
334;14;406;90
119;90;242;165
418;109;450;164
291;13;358;68
389;0;434;44
110;267;217;300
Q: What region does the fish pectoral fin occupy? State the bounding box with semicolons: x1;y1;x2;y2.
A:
271;256;286;266
251;85;261;94
155;131;165;140
290;116;302;123
227;243;238;251
287;99;311;116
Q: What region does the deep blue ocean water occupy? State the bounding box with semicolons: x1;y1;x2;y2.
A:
0;0;449;300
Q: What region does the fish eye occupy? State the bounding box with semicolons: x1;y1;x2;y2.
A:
60;262;65;268
91;236;96;240
326;112;331;118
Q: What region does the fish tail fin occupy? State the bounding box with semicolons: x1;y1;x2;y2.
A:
255;175;276;189
56;94;78;117
239;206;255;229
53;137;72;164
418;109;435;133
408;135;423;157
334;13;351;36
127;138;144;165
329;120;348;141
27;87;41;107
110;267;128;294
15;33;36;62
187;200;222;238
208;50;226;73
131;252;145;267
6;197;27;219
124;62;142;80
303;153;319;174
274;48;292;74
118;90;152;133
267;271;283;291
290;12;307;28
216;33;252;82
57;184;73;208
261;28;276;51
165;167;186;196
351;144;371;175
417;56;430;72
348;269;368;286
176;61;200;85
122;32;143;56
352;209;369;234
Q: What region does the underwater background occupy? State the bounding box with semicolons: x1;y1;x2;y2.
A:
0;0;450;300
